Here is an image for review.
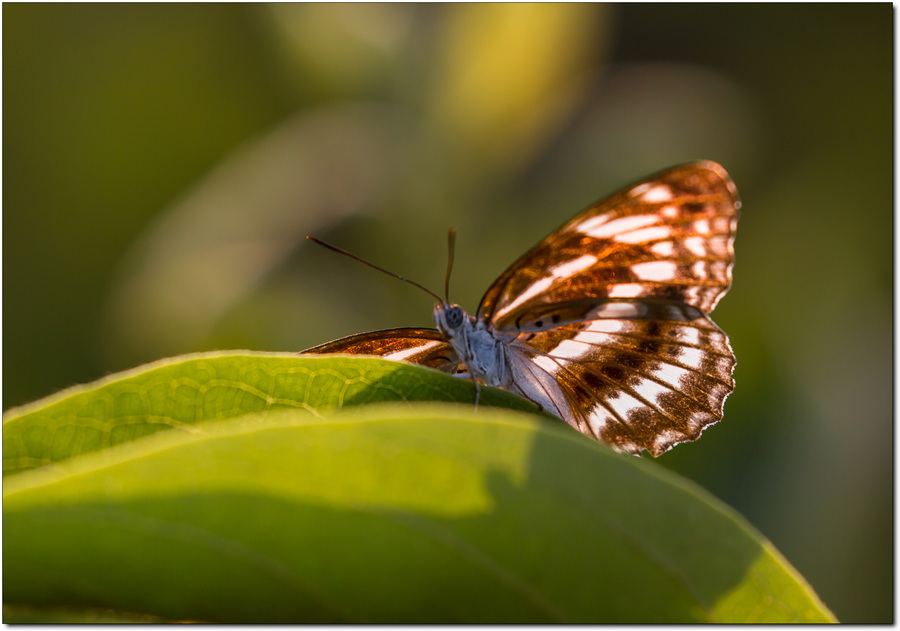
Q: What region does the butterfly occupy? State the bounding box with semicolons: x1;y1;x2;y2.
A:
305;161;739;456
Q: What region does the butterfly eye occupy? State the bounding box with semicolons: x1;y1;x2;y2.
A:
445;305;464;328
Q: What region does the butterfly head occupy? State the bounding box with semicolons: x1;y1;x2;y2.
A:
433;302;467;339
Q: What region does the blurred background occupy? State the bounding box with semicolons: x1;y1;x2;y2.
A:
3;4;890;622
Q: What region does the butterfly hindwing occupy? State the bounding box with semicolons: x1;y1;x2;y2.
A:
506;302;735;456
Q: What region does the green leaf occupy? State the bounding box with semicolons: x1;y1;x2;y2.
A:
3;354;834;622
4;401;834;622
3;351;541;476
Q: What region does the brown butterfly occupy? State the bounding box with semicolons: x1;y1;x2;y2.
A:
305;161;739;456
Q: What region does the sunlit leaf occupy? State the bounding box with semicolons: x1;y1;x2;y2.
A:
4;404;834;622
2;352;539;476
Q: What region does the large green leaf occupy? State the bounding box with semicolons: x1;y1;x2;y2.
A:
3;351;540;476
3;354;835;622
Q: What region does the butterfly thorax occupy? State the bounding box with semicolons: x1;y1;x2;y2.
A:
433;302;511;388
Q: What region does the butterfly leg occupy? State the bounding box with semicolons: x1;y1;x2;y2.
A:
473;379;481;409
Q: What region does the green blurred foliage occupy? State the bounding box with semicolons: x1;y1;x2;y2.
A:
3;3;890;622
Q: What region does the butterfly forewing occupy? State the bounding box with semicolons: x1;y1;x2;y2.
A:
477;161;739;330
305;328;460;372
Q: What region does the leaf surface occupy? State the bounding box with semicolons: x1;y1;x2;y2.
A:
4;392;834;622
3;351;540;476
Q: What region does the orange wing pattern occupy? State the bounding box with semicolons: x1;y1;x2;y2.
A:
506;302;734;456
305;328;460;373
477;161;739;330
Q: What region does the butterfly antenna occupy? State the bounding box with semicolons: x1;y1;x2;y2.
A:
307;235;444;303
444;228;456;304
